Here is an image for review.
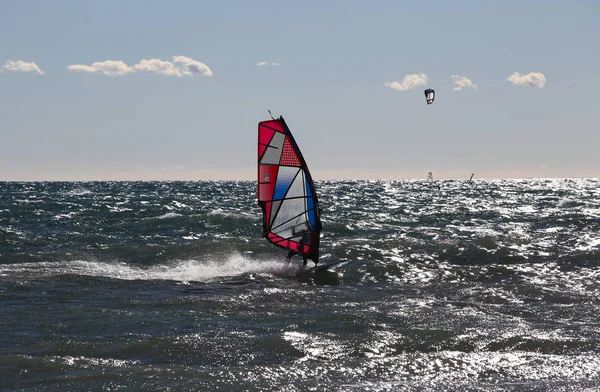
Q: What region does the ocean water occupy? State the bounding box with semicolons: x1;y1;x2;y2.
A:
1;179;599;391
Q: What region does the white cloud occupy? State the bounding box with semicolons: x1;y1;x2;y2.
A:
384;73;428;91
172;56;213;76
1;60;45;75
67;56;212;77
256;61;280;67
133;58;180;76
68;60;133;76
451;74;478;91
506;72;546;88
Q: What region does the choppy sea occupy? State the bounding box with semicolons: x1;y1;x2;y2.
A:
1;179;599;391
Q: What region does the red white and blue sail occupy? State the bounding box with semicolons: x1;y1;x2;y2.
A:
257;116;322;262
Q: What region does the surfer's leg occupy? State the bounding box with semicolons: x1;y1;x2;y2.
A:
302;256;307;266
286;251;294;263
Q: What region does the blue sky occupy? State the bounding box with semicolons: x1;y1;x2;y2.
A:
1;0;599;180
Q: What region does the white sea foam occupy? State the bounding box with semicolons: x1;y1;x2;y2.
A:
52;212;79;220
172;201;189;209
158;212;182;219
67;188;92;196
0;254;297;283
46;355;141;368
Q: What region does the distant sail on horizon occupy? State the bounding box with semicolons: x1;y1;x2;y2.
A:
257;115;322;263
427;172;433;181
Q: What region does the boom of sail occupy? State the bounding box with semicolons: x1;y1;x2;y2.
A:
257;116;322;263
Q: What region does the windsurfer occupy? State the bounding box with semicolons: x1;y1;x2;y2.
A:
299;235;308;265
285;251;308;266
286;235;309;266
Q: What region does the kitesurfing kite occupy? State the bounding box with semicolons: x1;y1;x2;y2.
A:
424;89;435;105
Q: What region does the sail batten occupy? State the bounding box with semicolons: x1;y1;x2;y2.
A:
258;115;322;263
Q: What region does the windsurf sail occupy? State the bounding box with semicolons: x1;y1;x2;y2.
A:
468;173;474;183
427;172;433;181
257;115;322;263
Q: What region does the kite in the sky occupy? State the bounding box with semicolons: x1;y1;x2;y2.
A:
424;89;435;105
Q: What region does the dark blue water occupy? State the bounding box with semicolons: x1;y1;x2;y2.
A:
1;180;599;391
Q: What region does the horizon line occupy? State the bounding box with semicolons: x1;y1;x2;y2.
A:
2;166;599;182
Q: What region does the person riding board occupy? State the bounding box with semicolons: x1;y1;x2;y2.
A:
286;233;309;266
286;208;322;266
